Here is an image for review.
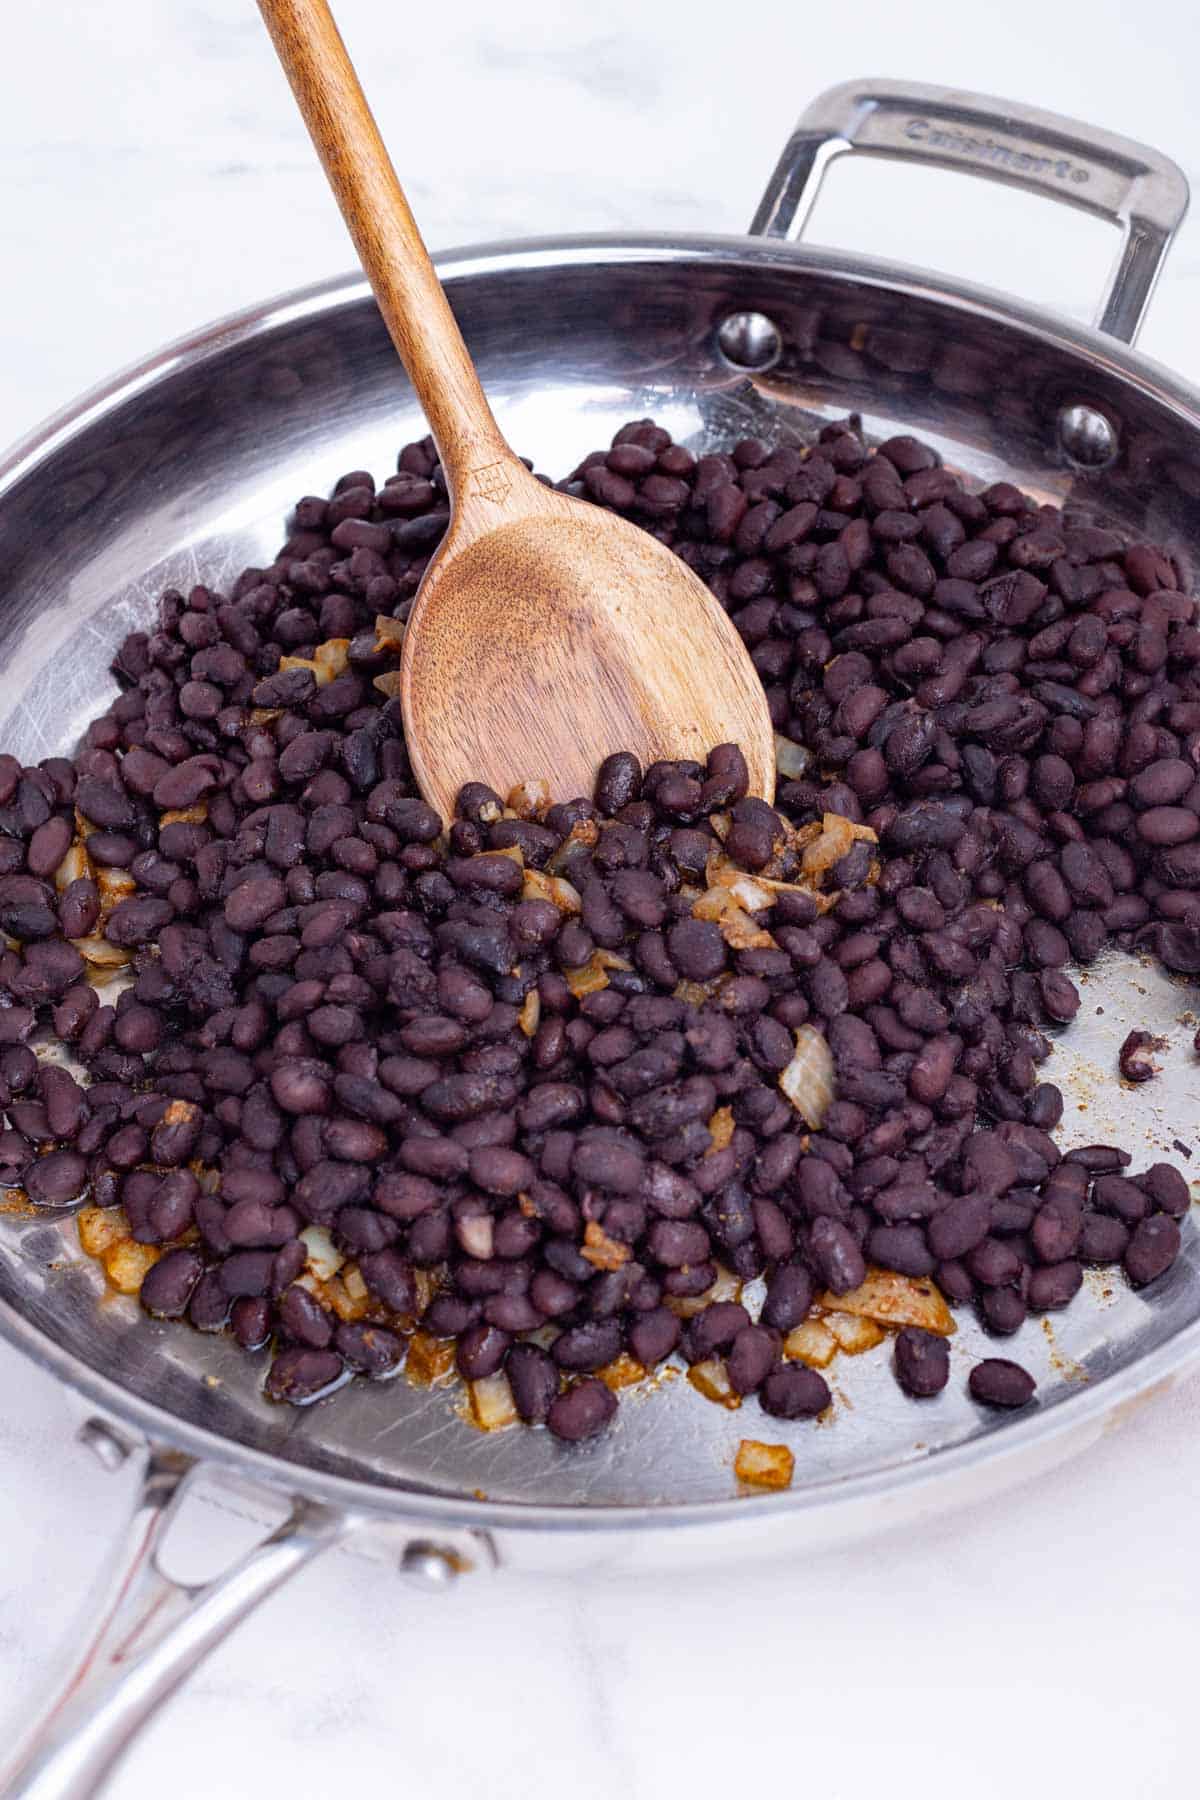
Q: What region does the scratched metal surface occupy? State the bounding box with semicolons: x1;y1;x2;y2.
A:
0;240;1198;1514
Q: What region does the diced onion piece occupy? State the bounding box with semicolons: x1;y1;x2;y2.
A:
598;1353;646;1391
96;868;136;916
693;876;776;947
457;1214;494;1260
411;1268;438;1316
779;1026;835;1128
692;885;731;922
342;1262;368;1302
581;1220;631;1270
784;1319;838;1368
522;867;582;914
77;1205;127;1258
159;802;209;827
716;904;776;951
735;1438;795;1491
727;873;776;913
565;948;632;998
373;669;403;699
468;1372;518;1431
299;1224;344;1282
324;1275;369;1323
819;1267;955;1335
547;818;600;872
688;1360;741;1408
705;848;817;907
102;1238;160;1295
708;812;732;842
706;1106;735;1153
668;1263;742;1319
54;840;92;892
70;935;132;968
824;1311;885;1354
487;843;525;866
672;976;726;1006
517;990;541;1038
801;812;878;886
281;638;351;687
314;637;351;682
773;733;812;780
506;779;550;820
406;1331;456;1386
374;614;407;652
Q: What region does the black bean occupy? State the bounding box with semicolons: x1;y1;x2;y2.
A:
264;1347;344;1404
1118;1030;1162;1083
546;1378;617;1441
646;1218;710;1268
231;1296;273;1350
628;1306;680;1366
727;1324;779;1395
966;1237;1022;1287
760;1363;830;1419
893;1326;950;1398
1092;1174;1152;1225
1136;1162;1190;1217
979;1286;1027;1336
1031;1196;1082;1263
188;1270;232;1331
506;1343;560;1422
808;1216;867;1294
1079;1213;1129;1264
595;752;642;816
667;917;725;980
552;1319;623;1372
25;1149;89;1207
683;1301;750;1362
968;1358;1036;1408
140;1247;205;1318
1028;1259;1083;1310
1064;1144;1131;1173
219;1249;276;1298
456;1322;513;1380
333;1322;403;1376
866;1223;934;1276
1124;1214;1182;1286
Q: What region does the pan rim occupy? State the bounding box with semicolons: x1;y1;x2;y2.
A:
2;228;1199;1532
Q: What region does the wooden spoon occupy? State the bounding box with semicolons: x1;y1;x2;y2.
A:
257;0;775;820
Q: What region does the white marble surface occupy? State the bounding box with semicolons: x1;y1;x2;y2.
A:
3;2;1200;1795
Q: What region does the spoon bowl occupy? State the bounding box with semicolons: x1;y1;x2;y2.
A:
399;459;775;817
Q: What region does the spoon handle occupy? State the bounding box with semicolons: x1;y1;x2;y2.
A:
257;0;515;501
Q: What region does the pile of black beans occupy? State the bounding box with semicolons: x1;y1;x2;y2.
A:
0;414;1196;1446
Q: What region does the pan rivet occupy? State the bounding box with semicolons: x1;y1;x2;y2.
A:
400;1540;461;1587
716;311;783;373
1058;402;1119;469
77;1417;137;1470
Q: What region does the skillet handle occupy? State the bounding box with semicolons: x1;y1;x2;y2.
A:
2;1439;349;1800
750;78;1190;344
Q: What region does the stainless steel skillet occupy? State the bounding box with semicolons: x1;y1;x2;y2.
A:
1;80;1197;1799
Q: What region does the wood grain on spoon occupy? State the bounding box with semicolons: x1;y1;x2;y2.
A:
257;0;776;819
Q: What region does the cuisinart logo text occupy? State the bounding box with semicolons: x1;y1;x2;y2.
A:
904;116;1090;184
